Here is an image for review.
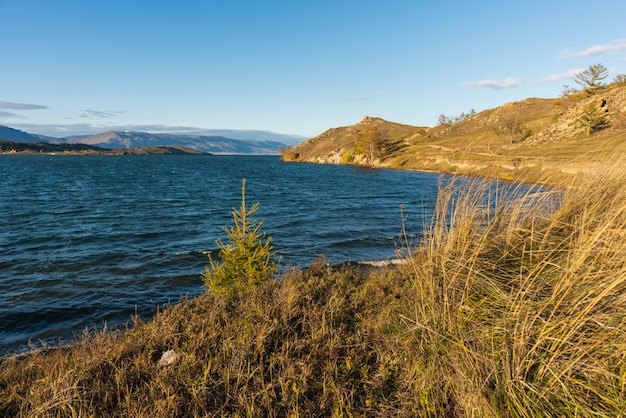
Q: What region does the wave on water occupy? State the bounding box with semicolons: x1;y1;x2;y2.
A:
357;258;408;268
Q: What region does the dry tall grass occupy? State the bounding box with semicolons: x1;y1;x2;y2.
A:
399;159;626;416
1;158;625;417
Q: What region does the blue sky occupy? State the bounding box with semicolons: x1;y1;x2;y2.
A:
1;0;625;143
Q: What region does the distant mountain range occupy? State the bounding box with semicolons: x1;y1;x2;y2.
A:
0;125;291;155
0;139;209;155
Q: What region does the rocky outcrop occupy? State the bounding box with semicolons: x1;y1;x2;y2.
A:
531;85;626;143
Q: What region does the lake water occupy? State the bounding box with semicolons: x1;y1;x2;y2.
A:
0;154;450;355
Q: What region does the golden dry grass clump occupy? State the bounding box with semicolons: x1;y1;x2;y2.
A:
398;159;626;416
1;157;625;417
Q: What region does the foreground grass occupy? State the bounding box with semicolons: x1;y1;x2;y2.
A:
2;160;626;417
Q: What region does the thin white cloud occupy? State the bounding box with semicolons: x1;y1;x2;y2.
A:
560;39;626;58
81;109;127;118
0;101;48;110
0;111;24;118
539;68;584;82
464;77;524;89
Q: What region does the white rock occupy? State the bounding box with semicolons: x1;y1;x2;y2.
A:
157;349;180;368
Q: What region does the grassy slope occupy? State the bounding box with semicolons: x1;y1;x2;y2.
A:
285;83;626;185
283;116;426;165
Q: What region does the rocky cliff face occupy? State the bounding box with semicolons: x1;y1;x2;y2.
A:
531;85;626;143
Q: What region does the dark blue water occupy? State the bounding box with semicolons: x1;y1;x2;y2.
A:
0;155;446;355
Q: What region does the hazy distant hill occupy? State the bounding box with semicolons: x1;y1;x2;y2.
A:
62;131;286;155
0;125;288;155
0;139;209;155
0;125;42;143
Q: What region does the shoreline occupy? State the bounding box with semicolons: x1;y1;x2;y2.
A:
0;157;557;359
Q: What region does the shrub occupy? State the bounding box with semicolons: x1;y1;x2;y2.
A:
203;178;279;294
551;112;560;123
578;103;608;136
341;152;354;164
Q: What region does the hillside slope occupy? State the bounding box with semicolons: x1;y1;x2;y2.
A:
0;126;42;143
283;83;626;183
282;116;426;165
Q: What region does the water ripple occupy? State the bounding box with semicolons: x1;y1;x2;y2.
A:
0;155;450;355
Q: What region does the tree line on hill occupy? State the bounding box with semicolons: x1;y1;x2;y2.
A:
437;63;625;138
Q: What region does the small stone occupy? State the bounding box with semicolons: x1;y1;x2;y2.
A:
157;349;180;368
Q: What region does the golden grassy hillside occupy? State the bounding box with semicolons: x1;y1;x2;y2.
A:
283;83;626;184
282;116;426;165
